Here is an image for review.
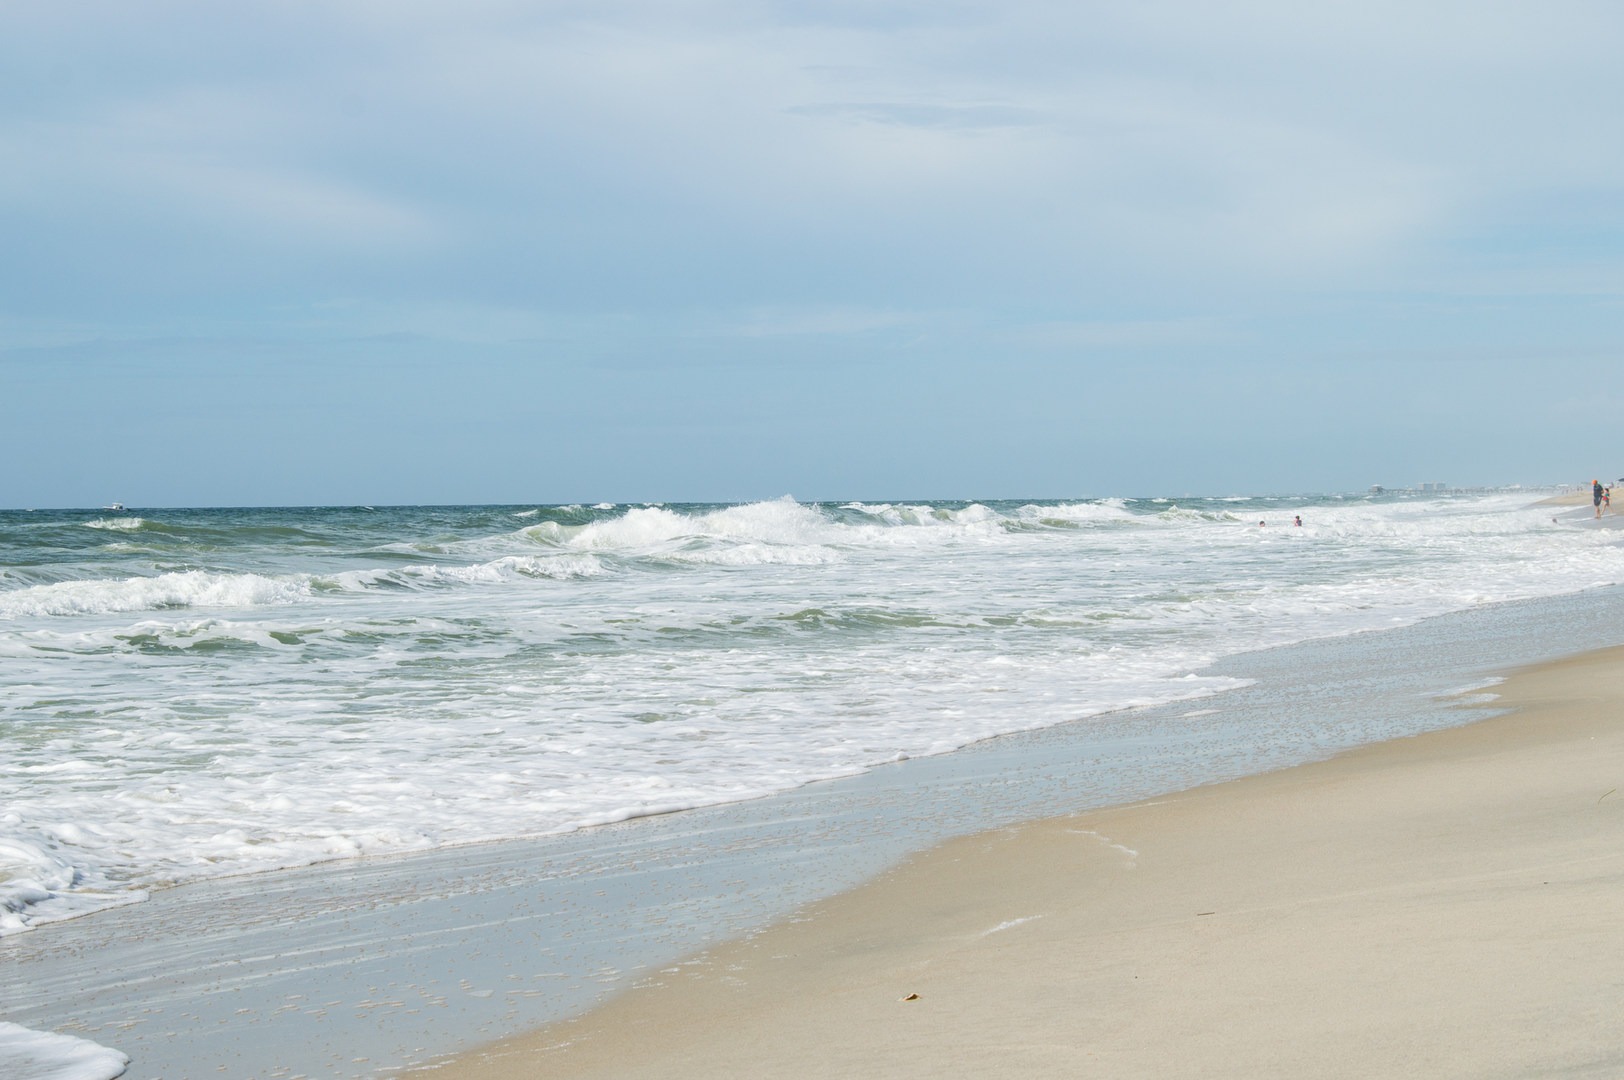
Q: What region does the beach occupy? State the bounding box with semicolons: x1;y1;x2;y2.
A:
430;644;1624;1079
10;5;1624;1078
5;494;1624;1078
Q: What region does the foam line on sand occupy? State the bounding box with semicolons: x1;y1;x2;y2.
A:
423;644;1624;1079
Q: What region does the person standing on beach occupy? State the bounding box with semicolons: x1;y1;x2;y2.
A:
1595;480;1605;518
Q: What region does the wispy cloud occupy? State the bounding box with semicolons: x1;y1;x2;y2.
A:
1012;318;1230;350
788;101;1041;130
3;1;1623;324
714;305;924;338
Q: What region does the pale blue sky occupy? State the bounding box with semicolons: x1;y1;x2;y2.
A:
4;1;1622;507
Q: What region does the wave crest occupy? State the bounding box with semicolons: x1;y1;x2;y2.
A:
0;571;311;618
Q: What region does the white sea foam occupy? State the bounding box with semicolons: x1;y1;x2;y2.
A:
1431;676;1507;699
1013;499;1140;526
983;916;1041;935
0;570;311;617
395;554;607;584
0;836;79;934
2;491;1620;933
0;1022;128;1080
81;517;147;532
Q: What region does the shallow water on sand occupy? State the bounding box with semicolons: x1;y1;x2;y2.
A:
6;585;1623;1079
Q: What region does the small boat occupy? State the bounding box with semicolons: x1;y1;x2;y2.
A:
103;502;126;512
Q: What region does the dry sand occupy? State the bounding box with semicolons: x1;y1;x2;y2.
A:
1538;489;1596;506
426;646;1624;1079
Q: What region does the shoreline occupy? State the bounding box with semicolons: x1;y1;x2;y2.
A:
8;585;1624;1078
428;645;1624;1079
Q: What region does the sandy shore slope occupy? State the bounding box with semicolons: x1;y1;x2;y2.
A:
427;645;1624;1079
1538;489;1596;506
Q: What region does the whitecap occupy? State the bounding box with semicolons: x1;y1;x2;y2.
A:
0;571;311;618
81;517;146;531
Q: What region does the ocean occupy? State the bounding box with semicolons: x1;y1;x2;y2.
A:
3;491;1622;1077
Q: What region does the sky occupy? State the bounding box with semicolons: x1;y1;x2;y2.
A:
4;1;1623;507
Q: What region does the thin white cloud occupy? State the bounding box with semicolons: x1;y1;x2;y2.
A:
715;306;924;338
1013;318;1229;350
786;101;1041;129
3;84;443;251
2;0;1623;320
128;154;443;249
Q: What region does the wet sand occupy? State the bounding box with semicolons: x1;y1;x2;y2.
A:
429;646;1624;1079
15;606;1528;1080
